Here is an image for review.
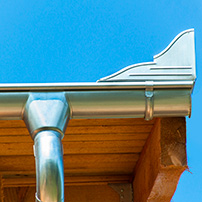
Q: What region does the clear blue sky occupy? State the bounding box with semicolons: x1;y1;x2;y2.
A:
0;1;201;201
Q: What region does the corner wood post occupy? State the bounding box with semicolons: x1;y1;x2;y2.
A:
133;118;187;202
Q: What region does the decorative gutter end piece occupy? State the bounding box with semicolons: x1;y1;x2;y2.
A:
98;29;196;89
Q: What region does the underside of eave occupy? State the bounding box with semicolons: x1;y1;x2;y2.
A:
0;117;187;202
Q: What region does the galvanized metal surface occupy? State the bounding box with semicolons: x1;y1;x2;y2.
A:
98;29;195;83
34;130;64;202
0;80;194;91
24;94;70;202
0;89;192;120
109;183;133;202
24;92;70;139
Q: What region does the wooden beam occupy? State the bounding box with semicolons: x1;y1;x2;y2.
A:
0;124;153;136
66;185;119;202
0;140;144;156
0;118;155;128
3;175;131;188
0;133;149;143
0;153;139;175
133;118;187;202
4;185;120;202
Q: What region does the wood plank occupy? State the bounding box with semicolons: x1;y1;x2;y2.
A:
0;120;25;128
65;185;119;202
0;128;28;136
4;185;120;202
3;175;131;187
69;118;155;126
0;125;153;136
132;118;187;202
0;140;144;156
0;154;139;175
0;118;155;128
4;187;32;202
19;187;35;202
64;175;131;186
0;133;149;143
18;187;29;202
0;175;4;202
69;125;152;134
64;133;149;141
3;188;18;202
62;140;144;154
1;168;135;176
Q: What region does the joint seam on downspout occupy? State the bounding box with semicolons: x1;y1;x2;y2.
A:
32;127;64;140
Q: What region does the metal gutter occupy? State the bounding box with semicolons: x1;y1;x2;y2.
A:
0;29;196;202
0;88;192;121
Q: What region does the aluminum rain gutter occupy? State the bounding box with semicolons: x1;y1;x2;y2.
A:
0;29;196;202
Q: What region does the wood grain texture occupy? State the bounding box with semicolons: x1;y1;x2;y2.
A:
0;153;139;175
0;125;153;136
0;140;144;156
0;175;4;202
0;118;155;128
4;188;18;202
4;185;120;202
0;117;152;186
0;133;149;143
3;175;131;187
0;118;157;201
65;185;119;202
4;187;32;202
133;118;187;202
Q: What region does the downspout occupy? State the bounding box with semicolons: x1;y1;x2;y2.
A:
24;93;69;202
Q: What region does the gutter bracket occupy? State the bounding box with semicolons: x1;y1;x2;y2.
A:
145;81;154;121
108;183;133;202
